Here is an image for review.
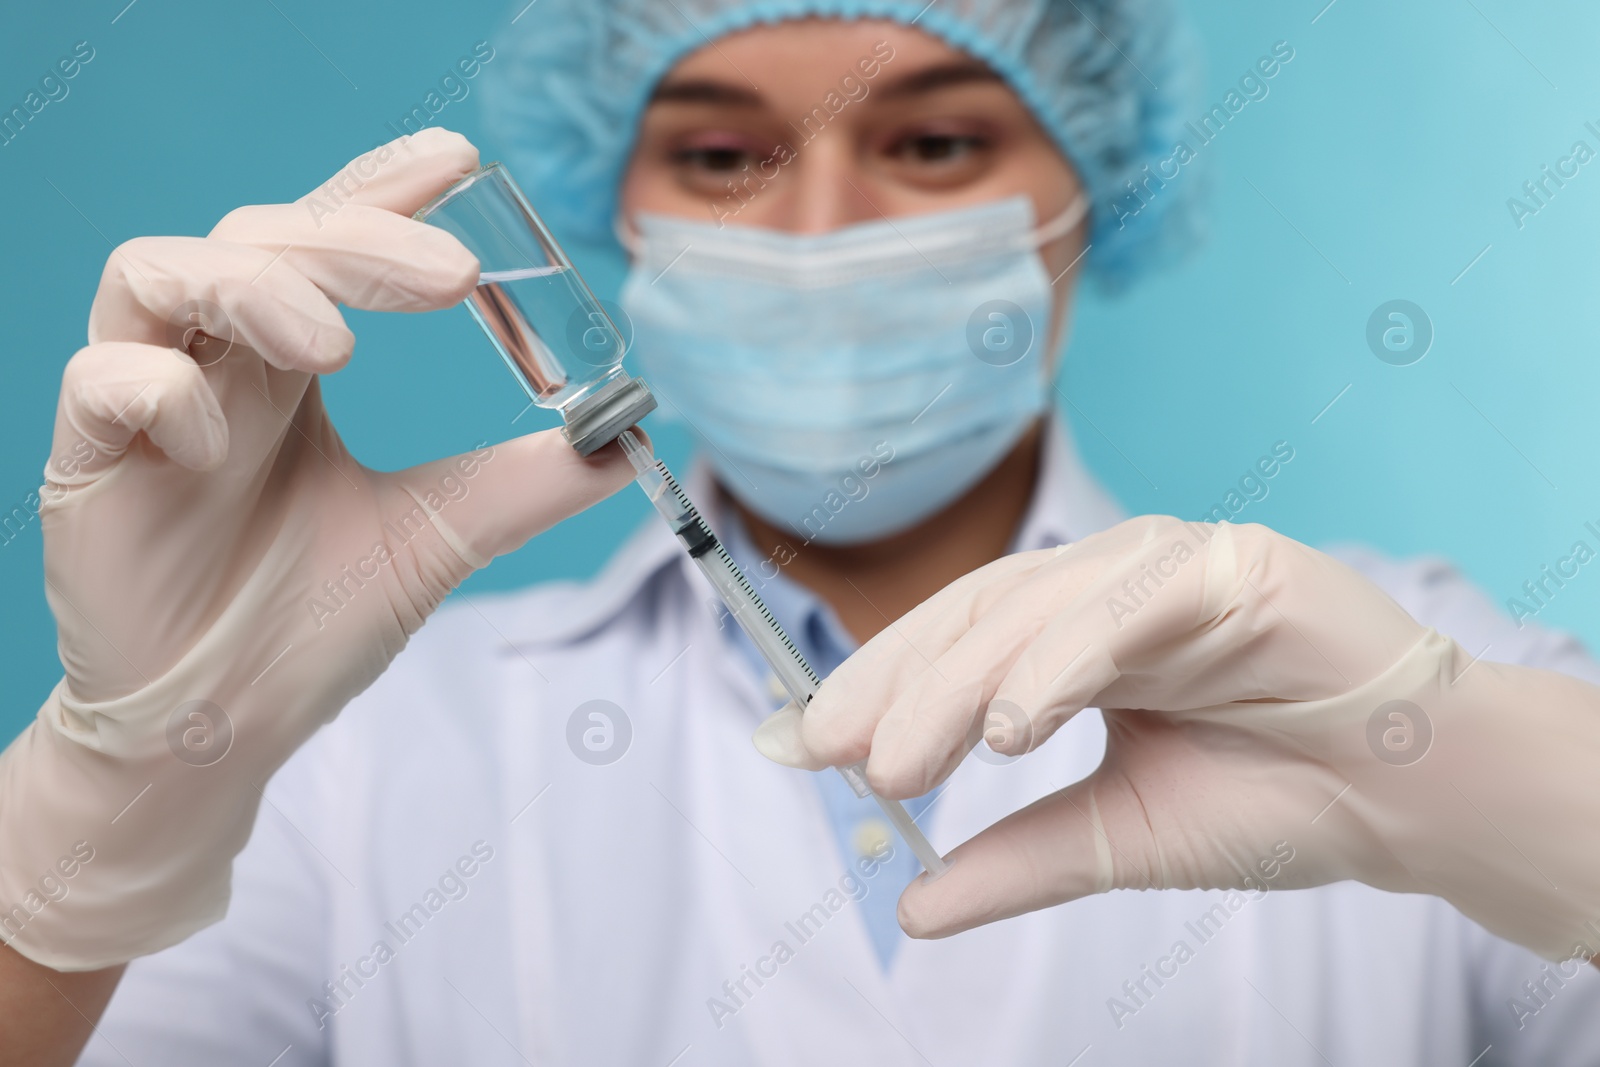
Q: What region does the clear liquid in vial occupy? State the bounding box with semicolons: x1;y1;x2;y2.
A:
466;266;624;408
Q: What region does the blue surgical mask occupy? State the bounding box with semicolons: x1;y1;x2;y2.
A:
619;194;1087;545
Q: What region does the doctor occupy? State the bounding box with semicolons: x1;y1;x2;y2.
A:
4;1;1600;1065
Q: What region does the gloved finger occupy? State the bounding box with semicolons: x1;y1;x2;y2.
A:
258;130;477;299
987;517;1226;738
87;236;355;374
207;202;478;314
379;428;642;580
857;517;1219;797
891;714;1235;939
859;539;1144;798
87;129;478;365
290;127;479;217
855;525;1175;796
897;703;1333;939
895;776;1145;939
50;342;228;477
787;551;1056;772
752;703;832;770
768;517;1211;785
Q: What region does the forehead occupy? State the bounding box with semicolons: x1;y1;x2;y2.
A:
653;17;1004;103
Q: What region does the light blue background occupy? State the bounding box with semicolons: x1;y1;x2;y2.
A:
3;0;1598;743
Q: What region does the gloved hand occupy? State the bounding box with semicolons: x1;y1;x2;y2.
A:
0;129;636;971
754;516;1600;961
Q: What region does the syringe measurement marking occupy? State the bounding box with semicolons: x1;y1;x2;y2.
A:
712;543;814;674
655;463;820;697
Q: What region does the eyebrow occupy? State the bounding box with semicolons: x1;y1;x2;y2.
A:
647;59;1004;109
874;60;1005;100
649;79;763;107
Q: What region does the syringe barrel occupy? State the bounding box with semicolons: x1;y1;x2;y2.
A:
620;434;821;705
617;431;948;878
690;554;819;708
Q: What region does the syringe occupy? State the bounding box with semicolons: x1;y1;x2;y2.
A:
617;430;949;878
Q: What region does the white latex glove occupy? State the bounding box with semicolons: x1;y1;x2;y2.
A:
0;129;636;971
754;516;1600;962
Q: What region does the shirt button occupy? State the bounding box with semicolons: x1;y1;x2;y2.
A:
853;818;893;860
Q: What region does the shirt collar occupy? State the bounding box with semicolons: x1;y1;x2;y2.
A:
500;411;1126;647
1010;411;1127;553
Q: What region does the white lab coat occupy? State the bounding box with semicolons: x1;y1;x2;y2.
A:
80;422;1600;1066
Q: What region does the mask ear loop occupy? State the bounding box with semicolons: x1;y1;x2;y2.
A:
613;215;643;257
1030;193;1091;249
1031;193;1091;389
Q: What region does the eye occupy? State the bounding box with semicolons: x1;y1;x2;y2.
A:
671;140;757;173
887;131;987;164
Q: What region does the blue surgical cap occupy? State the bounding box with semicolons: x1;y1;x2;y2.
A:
479;0;1201;288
